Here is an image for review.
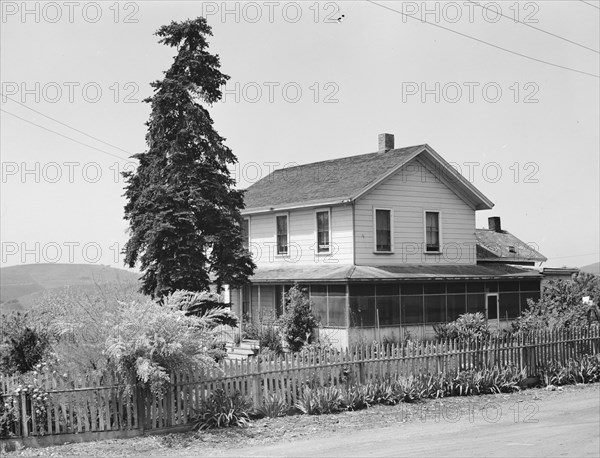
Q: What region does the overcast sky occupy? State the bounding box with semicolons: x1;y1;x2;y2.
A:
1;0;598;270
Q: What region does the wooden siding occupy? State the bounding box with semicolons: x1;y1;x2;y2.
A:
247;206;354;266
354;157;477;265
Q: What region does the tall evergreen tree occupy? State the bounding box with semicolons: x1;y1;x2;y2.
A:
123;18;255;298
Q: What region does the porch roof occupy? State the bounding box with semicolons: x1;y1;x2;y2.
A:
248;264;541;283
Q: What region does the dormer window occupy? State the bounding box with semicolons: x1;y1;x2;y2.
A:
508;245;516;254
316;210;330;253
276;214;289;255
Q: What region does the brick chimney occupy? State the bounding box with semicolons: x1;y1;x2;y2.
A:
488;216;502;232
378;133;394;152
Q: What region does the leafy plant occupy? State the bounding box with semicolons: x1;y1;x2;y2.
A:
433;313;490;341
105;299;221;395
258;325;283;355
163;290;240;327
192;389;252;429
279;285;319;352
513;272;600;332
254;392;289;418
207;342;228;363
0;312;50;375
538;355;600;386
0;395;19;439
340;384;370;411
295;385;344;415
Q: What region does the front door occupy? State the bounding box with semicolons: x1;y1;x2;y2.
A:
486;293;499;326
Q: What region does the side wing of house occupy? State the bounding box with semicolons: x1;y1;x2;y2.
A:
354;156;477;265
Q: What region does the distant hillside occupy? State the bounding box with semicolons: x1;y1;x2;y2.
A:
580;262;600;276
1;264;140;313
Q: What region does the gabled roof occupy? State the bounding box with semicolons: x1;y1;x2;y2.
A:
242;144;494;214
475;229;547;265
249;263;541;283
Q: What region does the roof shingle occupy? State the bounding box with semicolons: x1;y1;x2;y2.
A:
243;145;425;211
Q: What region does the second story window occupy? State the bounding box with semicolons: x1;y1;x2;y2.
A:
241;218;249;249
425;211;440;252
375;209;392;252
276;214;288;255
316;210;330;253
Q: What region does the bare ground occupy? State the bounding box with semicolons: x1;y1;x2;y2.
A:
7;383;600;458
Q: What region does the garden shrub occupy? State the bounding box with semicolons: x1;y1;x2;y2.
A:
433;312;490;341
192;389;252;429
254;392;289;418
538;354;600;386
163;290;240;328
513;272;600;332
258;325;283;355
295;385;344;415
0;396;19;439
279;285;319;352
0;312;50;375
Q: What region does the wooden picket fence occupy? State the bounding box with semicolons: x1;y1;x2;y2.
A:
1;326;599;443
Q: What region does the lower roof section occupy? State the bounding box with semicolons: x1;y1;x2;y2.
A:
247;263;541;284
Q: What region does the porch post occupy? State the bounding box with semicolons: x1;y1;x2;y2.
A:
238;288;243;343
345;283;350;347
258;284;262;322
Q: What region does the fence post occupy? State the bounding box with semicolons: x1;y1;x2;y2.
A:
525;336;537;377
252;357;262;408
135;385;145;434
166;373;173;427
19;391;28;437
357;345;366;385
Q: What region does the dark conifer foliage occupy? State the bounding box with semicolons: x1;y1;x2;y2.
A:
123;18;255;298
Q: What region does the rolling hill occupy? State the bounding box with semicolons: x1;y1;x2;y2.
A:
1;263;140;313
580;262;600;276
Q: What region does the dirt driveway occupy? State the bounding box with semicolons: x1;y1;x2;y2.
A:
9;384;600;457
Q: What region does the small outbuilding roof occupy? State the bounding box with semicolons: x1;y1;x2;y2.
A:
475;229;547;265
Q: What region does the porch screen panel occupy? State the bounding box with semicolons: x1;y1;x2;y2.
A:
310;285;328;325
425;294;446;323
519;280;541;313
349;284;376;327
499;292;520;319
446;294;466;321
377;284;400;326
466;293;485;315
401;295;424;324
328;285;347;326
498;281;521;319
520;291;540;312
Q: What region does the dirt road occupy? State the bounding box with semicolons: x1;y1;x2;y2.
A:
215;386;600;458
